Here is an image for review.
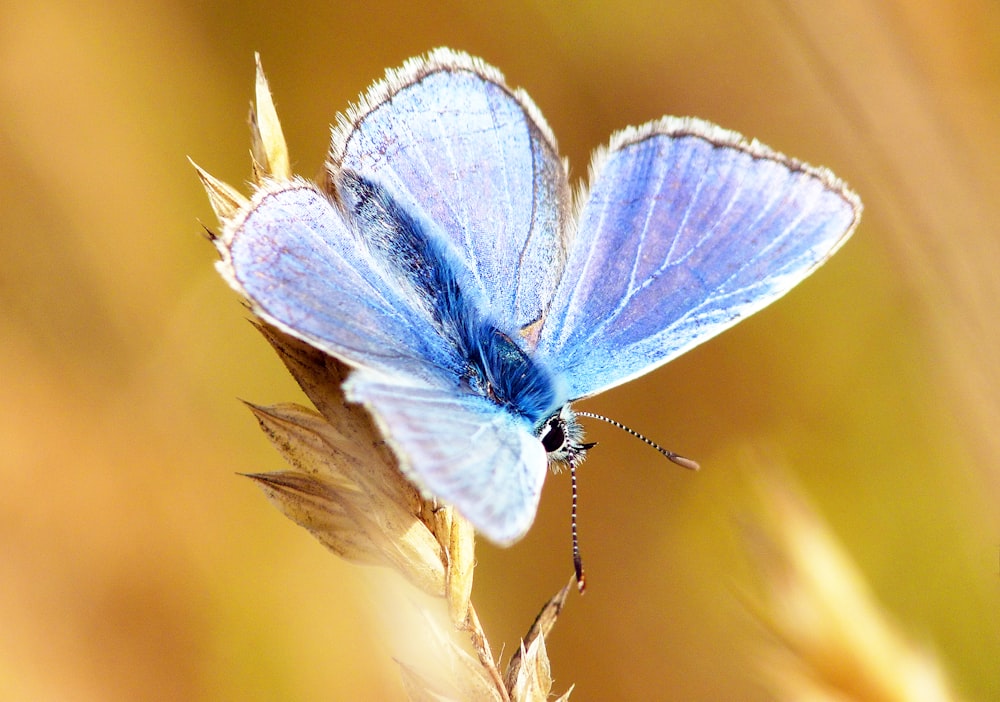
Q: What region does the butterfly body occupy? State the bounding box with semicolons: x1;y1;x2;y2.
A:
342;169;566;430
214;49;861;545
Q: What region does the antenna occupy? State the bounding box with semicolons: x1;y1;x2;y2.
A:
575;411;700;471
570;457;586;593
568;412;699;594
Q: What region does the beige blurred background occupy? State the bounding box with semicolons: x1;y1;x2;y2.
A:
2;1;999;699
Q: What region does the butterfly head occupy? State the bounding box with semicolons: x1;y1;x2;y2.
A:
538;405;596;471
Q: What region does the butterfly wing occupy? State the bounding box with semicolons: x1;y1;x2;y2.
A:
538;117;862;400
346;373;547;545
217;179;457;385
327;48;570;334
217;177;551;544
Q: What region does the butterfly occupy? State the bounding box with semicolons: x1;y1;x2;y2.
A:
213;48;862;553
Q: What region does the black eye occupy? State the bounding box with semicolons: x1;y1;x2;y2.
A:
540;417;565;453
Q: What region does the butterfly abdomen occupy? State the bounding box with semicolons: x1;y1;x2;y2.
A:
463;325;559;424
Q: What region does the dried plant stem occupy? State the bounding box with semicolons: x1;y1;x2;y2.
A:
463;606;510;702
194;55;575;701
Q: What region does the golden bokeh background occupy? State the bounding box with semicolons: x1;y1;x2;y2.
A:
3;1;999;699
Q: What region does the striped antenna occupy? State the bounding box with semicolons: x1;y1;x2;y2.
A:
570;457;585;593
576;411;700;471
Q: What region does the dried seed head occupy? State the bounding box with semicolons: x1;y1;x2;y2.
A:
505;576;575;702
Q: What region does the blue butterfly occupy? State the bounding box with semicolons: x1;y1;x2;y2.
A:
214;48;861;549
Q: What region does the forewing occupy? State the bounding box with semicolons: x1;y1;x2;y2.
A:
345;372;548;545
327;48;570;335
217;179;458;384
539;117;862;399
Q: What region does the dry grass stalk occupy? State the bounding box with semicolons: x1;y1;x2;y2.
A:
193;54;573;701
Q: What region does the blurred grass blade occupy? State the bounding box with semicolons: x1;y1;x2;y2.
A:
743;473;964;702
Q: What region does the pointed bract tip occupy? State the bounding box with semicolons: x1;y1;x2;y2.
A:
252;53;291;180
189;157;248;221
